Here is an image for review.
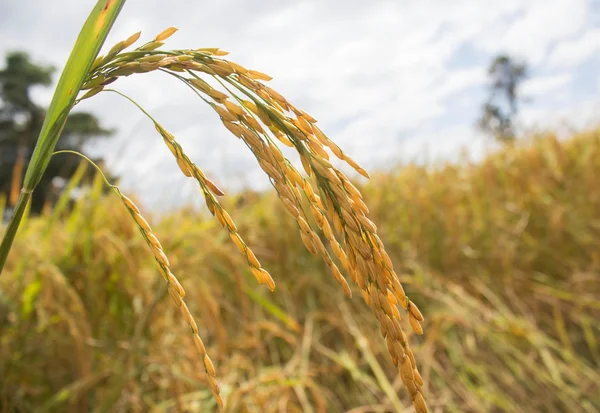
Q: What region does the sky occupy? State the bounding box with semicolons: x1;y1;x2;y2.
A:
1;0;599;211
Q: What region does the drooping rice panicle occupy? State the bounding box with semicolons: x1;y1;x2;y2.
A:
153;122;277;292
81;27;429;413
118;190;224;409
51;150;224;409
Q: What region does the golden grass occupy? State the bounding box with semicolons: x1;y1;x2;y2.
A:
1;128;599;412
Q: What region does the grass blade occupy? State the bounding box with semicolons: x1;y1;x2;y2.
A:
0;0;126;274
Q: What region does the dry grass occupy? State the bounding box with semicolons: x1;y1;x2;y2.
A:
1;128;599;412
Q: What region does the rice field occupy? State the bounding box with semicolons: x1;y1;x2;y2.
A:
1;128;599;412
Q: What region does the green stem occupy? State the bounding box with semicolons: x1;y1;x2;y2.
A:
0;0;125;276
104;88;157;120
53;150;115;190
0;190;32;270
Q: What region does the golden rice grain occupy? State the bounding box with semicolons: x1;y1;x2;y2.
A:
265;273;276;291
414;368;424;387
193;334;207;357
229;232;245;254
194;47;220;54
243;114;264;133
256;105;273;126
245;248;261;268
357;214;377;233
409;313;424;335
400;355;415;381
406;347;417;368
258;160;283;182
300;231;317;255
294;117;314;136
238;74;260;90
190;77;212;93
281;197;300;218
275;133;294;148
300;153;312;176
167;284;183;308
222;120;245;139
307;140;329;160
82;75;107;90
250;266;266;285
409;302;425;322
145;232;162;250
227;60;248;74
121;194;140;214
206;89;229;102
204;354;216;377
165;270;185;297
391;278;407;306
243;129;263;150
208;63;234;77
214;105;238;122
80;86;104;100
176;158;192;177
133;213;152;232
179;302;198;334
160;135;178;156
204;178;225;196
345;157;370;179
413;392;428;413
224;100;245;117
153;248;170;268
140;41;164;51
207;375;220;395
331;264;352;297
215;209;236;231
215;393;225;410
241;99;258;114
155;27;178;42
248;69;273;81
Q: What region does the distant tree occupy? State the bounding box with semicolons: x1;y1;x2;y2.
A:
477;54;528;142
0;51;113;213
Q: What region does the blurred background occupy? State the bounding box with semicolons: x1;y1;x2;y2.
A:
1;0;599;412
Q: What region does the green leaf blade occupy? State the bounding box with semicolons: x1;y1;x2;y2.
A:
24;0;126;190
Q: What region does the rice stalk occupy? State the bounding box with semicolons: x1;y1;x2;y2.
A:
79;27;430;411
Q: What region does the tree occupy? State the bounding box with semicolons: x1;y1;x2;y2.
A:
477;54;528;142
0;51;113;213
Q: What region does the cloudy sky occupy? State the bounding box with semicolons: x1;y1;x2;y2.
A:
1;0;599;210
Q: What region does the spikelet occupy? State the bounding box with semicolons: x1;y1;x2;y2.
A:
79;86;103;100
205;178;225;196
155;27;178;42
139;41;164;51
224;100;245;117
113;188;224;407
247;69;273;81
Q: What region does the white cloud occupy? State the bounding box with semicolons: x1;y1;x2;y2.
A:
399;124;491;165
472;0;589;65
548;28;600;69
521;73;572;97
520;98;600;132
0;0;598;210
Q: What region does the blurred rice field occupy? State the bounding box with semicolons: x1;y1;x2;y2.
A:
1;130;599;412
